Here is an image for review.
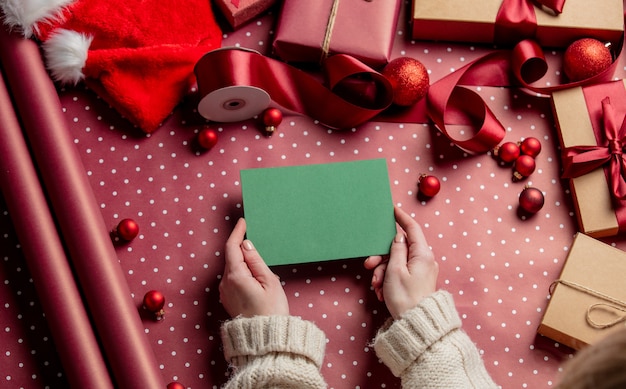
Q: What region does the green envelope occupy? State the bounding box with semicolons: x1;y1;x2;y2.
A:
240;158;396;266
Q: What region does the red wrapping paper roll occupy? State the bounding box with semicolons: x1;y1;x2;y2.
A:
0;70;114;389
0;27;165;389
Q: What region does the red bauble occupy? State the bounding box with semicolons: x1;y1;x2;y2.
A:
261;107;283;135
382;57;429;107
513;155;536;181
116;218;139;241
519;137;542;158
167;382;185;389
563;38;612;82
418;174;441;197
494;141;520;163
197;128;218;150
519;187;545;214
143;290;165;318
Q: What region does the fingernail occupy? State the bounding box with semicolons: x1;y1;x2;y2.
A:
394;233;405;244
243;240;254;250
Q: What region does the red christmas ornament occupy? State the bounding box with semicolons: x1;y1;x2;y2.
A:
519;186;545;214
513;155;536;181
197;127;218;150
563;38;612;82
418;174;441;197
116;218;139;241
142;290;165;318
167;382;185;389
382;57;429;107
519;137;542;158
262;107;283;135
493;141;520;163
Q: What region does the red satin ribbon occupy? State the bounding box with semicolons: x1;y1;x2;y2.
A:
561;82;626;205
495;0;565;45
195;37;618;155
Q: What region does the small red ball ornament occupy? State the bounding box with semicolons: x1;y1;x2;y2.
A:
494;141;521;163
519;137;542;158
167;382;185;389
513;155;536;181
519;186;545;214
262;107;283;135
418;174;441;197
116;218;139;241
382;57;430;107
563;38;612;82
142;290;165;318
197;128;218;150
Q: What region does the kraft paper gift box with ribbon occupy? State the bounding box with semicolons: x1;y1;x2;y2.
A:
411;0;624;48
538;233;626;350
272;0;401;68
552;79;626;238
215;0;278;29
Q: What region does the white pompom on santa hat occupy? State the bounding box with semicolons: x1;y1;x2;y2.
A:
1;0;223;133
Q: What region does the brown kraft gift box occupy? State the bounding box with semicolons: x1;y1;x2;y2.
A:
272;0;401;68
411;0;624;48
552;79;626;238
538;233;626;350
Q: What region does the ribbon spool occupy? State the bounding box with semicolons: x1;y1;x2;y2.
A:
197;85;271;122
195;47;272;122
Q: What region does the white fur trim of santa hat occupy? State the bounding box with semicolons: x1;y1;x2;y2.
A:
42;28;92;85
1;0;75;38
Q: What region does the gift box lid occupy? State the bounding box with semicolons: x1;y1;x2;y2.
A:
538;232;626;350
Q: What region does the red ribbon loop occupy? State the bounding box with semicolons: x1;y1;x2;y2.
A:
562;97;626;201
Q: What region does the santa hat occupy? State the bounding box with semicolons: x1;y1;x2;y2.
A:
1;0;223;133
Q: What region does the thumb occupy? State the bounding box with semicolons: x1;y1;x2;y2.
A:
241;239;275;283
387;232;408;271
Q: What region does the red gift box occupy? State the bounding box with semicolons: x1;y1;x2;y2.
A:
552;79;626;237
215;0;278;29
272;0;401;68
411;0;624;48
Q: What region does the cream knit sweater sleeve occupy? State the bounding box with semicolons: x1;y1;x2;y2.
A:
220;315;327;388
373;290;498;389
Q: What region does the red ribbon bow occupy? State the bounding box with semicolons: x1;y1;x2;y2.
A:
496;0;565;44
562;97;626;201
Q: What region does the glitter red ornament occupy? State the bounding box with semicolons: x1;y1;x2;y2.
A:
418;174;441;197
493;141;521;163
261;107;283;135
167;382;185;389
518;186;545;214
116;218;139;241
519;137;542;158
142;290;165;319
513;155;536;181
563;38;612;82
197;127;218;150
382;57;429;107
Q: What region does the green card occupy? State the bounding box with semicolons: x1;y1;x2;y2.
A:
240;159;396;266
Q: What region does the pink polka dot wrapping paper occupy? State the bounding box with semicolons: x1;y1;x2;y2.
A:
2;2;626;388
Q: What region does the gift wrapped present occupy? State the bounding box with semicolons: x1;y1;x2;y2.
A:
272;0;401;68
538;233;626;350
411;0;624;48
552;79;626;238
215;0;278;29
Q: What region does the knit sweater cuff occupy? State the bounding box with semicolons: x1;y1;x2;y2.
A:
221;315;326;368
373;290;462;377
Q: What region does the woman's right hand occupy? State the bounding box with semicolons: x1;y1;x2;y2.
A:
364;206;439;320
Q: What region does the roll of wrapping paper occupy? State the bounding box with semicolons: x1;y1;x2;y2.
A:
0;27;165;389
0;70;114;389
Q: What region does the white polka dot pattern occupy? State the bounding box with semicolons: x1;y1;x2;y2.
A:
2;3;626;389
